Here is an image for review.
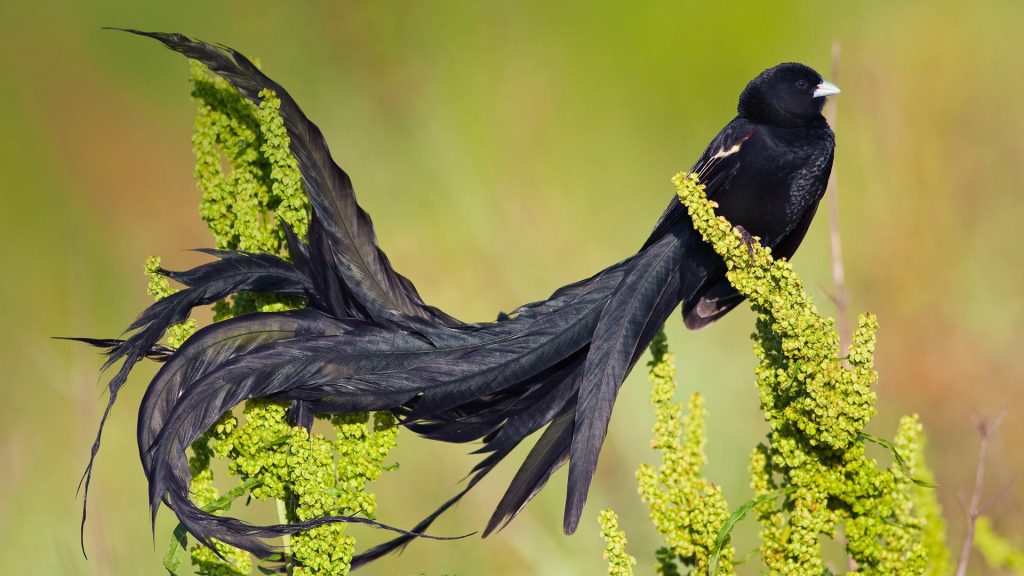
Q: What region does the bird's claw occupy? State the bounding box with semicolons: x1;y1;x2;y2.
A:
735;225;757;258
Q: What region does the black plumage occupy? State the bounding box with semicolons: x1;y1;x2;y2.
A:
75;30;837;567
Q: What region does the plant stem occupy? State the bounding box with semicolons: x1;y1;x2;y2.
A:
824;40;851;355
277;498;292;572
955;408;1006;576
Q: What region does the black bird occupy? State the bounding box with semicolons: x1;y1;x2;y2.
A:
76;30;838;568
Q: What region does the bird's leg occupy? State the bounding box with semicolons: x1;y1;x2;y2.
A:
735;225;757;258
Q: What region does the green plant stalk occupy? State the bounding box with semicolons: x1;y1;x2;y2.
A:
277;498;292;563
635;328;735;575
675;172;935;575
599;509;637;576
601;173;950;576
145;61;401;576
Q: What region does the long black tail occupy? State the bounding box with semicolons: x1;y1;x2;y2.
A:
136;249;630;555
73;29;735;570
130;235;716;559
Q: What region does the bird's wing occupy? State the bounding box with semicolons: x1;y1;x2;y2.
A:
683;143;833;329
642;118;758;250
123;30;459;327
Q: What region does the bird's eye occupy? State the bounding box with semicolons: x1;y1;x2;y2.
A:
796;79;809;89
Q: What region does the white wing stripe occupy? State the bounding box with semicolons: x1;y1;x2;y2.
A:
710;142;743;160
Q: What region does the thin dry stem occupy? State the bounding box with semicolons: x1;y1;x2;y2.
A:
824;40;851;355
954;407;1006;576
825;43;858;574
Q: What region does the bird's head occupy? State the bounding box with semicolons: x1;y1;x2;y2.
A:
738;62;840;127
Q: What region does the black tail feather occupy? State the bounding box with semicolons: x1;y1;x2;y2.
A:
56;336;174;360
119;29;460;328
565;231;704;534
74;250;314;551
484;405;576;536
349;448;509;570
72;28;745;570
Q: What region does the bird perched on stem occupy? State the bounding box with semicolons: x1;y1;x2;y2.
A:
74;30;838;569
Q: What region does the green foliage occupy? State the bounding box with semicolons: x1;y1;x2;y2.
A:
895;415;949;576
675;172;942;575
152;62;398;576
599;509;637;576
601;173;949;575
636;329;734;575
190;61;308;254
975;517;1024;574
196;404;399;576
144;255;196;348
190;61;308;321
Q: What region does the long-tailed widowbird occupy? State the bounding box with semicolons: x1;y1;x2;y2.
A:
73;30;838;568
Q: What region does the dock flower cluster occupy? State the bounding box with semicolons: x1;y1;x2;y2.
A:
155;63;398;576
601;173;948;576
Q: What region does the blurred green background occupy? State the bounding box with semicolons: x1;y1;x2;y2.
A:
2;1;1023;574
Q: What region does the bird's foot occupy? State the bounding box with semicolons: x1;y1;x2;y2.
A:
735;225;757;258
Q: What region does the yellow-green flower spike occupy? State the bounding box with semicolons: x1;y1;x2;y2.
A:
897;415;949;576
190;62;309;255
671;172;942;575
144;255;196;348
637;329;734;575
146;62;401;576
190;543;252;576
599;509;637;576
184;417;250;576
256;88;309;241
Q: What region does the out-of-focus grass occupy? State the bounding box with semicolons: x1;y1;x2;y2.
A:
1;1;1022;574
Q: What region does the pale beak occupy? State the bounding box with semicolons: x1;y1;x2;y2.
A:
813;79;841;98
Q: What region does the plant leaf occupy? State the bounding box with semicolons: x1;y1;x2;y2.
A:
859;433;939;488
710;488;795;576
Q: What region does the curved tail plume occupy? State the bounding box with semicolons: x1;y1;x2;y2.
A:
73;29;776;570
